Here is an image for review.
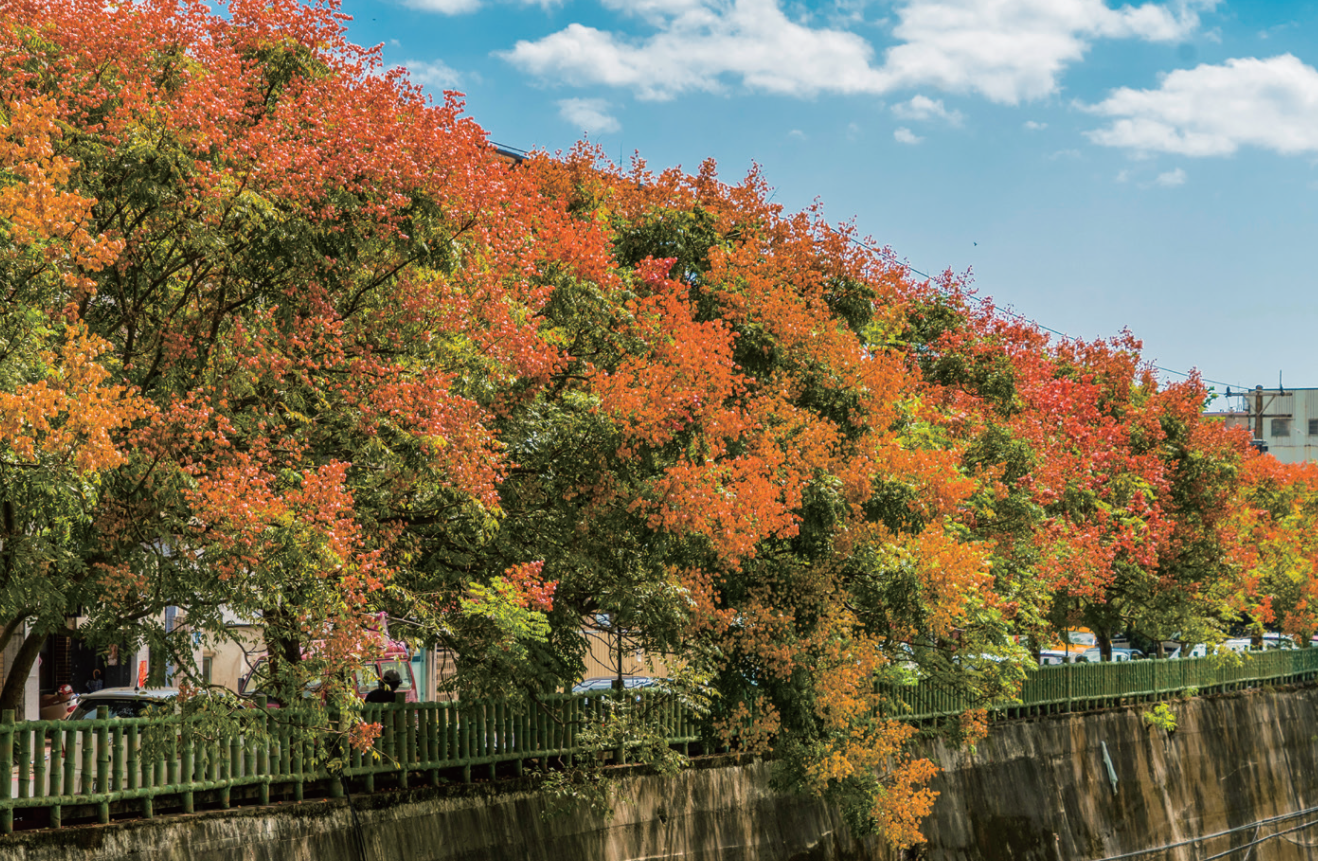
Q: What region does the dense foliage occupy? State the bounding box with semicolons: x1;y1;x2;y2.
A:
0;0;1311;847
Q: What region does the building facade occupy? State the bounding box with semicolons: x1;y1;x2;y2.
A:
1210;386;1318;465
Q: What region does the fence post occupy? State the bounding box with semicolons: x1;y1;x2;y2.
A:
255;695;270;806
95;722;110;824
461;702;471;783
1066;664;1072;713
328;706;345;800
428;705;441;788
364;704;378;794
16;725;29;800
614;687;626;764
49;724;63;829
396;694;410;790
1;710;12;835
180;723;194;815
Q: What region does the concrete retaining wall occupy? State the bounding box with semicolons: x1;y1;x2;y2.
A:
4;687;1318;861
914;687;1318;860
0;757;877;861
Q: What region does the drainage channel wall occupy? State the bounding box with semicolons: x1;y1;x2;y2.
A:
0;755;876;861
3;687;1318;861
913;686;1318;861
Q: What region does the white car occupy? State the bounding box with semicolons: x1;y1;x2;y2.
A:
1039;649;1090;666
1073;647;1144;662
69;687;179;720
1217;634;1295;654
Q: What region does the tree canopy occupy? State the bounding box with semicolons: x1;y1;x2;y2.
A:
0;0;1311;848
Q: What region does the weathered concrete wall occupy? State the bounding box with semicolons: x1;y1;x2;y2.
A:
4;687;1318;861
912;687;1318;861
0;757;878;861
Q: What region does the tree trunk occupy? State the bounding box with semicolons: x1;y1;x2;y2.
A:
1097;630;1112;662
0;628;46;715
263;607;302;704
0;613;29;657
148;643;167;687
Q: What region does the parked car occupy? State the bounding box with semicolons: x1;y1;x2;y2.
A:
1169;643;1208;659
1036;631;1100;665
1041;646;1145;665
1263;633;1297;650
1217;633;1295;654
572;676;657;693
69;687;178;721
239;650;418;703
39;684;79;720
1064;630;1098;648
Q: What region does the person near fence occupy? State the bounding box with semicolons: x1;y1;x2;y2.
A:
365;669;402;703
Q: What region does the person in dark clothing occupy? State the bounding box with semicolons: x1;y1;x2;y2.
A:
364;669;402;703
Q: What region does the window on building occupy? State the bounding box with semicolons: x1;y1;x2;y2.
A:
202;654;213;685
1272;418;1292;437
1309;419;1318;436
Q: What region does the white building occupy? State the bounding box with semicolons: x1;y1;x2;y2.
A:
1210;386;1318;465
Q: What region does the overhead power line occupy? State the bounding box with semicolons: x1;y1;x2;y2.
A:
487;145;1250;393
847;236;1251;392
1088;801;1318;861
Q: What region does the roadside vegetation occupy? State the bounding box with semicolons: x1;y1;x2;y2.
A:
3;0;1317;848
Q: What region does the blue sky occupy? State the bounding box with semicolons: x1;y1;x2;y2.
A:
336;0;1318;399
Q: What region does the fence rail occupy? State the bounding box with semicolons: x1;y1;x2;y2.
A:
886;648;1318;722
4;650;1318;835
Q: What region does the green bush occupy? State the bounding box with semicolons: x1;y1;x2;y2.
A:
1142;703;1177;732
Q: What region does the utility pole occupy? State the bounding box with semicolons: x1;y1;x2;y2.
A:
1255;385;1264;440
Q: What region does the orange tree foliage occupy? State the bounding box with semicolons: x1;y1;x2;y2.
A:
2;0;1314;848
0;0;570;713
1232;455;1318;642
903;286;1257;658
488;151;1004;844
0;85;147;697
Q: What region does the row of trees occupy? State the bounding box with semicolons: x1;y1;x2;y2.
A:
1;0;1314;847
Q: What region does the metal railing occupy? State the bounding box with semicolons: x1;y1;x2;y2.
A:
886;648;1318;721
4;650;1317;834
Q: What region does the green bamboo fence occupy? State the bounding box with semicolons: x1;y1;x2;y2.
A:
880;648;1318;722
3;650;1317;834
0;686;697;834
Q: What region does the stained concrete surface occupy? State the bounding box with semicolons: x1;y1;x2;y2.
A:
4;688;1318;861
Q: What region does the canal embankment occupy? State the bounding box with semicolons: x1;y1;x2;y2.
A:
5;685;1318;860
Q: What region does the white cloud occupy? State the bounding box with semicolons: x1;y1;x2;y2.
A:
893;126;923;144
880;0;1217;104
892;94;964;125
399;59;462;90
401;0;482;12
788;128;807;139
1154;167;1187;186
1085;55;1318;156
501;0;1216;103
1023;120;1047;130
558;97;622;133
600;0;711;24
501;0;891;100
1116;168;1131;182
402;0;558;13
